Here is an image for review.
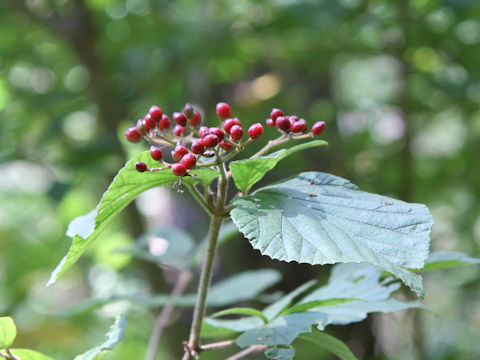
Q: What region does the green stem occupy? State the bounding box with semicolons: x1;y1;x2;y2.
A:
183;215;224;359
186;184;214;216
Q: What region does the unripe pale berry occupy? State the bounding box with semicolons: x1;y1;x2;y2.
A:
144;114;156;131
190;110;202;126
184;103;194;119
135;161;147;172
173;125;185;137
173;112;188;126
149;106;163;121
191;139;205;154
209;127;225;140
181;153;196;169
203;134;220;148
291;118;308;133
216;102;232;119
125;126;142;142
223;118;242;134
270;108;283;121
172;144;189;161
150;146;163;161
172;163;187;176
220;140;234;151
312;121;325;135
276;116;291;131
230;125;244;141
248;123;263;139
199;126;209;138
266;118;275;127
158;115;171;129
136;119;147;135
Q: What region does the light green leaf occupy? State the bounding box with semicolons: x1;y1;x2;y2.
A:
421;251;480;271
212;308;269;324
299;330;358;360
229;140;327;194
7;349;54;360
48;151;218;285
265;346;295;360
280;299;356;316
0;317;16;349
231;172;433;297
74;314;127;360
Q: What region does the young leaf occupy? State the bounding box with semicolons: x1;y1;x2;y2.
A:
280;298;356;316
48;151;218;285
231;172;433;297
299;330;358;360
0;316;16;349
212;308;269;324
420;251;480;271
74;314;127;360
229;140;327;194
265;346;295;360
6;349;54;360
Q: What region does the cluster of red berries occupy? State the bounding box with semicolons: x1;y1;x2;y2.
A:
125;102;325;177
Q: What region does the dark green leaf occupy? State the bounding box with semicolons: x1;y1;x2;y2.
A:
0;316;16;349
229;140;327;194
48;151;218;285
212;307;269;324
299;330;358;360
231;172;433;296
74;314;127;360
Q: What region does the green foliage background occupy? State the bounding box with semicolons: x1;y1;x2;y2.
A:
0;0;479;358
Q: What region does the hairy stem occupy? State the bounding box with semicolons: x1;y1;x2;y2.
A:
183;215;224;359
145;271;192;360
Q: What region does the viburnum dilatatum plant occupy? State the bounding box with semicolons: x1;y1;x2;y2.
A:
47;100;480;360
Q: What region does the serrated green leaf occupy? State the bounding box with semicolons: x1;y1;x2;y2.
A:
212;308;269;324
0;316;16;348
48;151;219;285
420;251;480;271
280;298;356;316
231;172;433;297
7;349;54;360
299;330;358;360
229;140;327;194
74;314;127;360
265;346;295;360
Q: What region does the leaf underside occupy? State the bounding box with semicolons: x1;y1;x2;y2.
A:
48;151;219;285
231;171;433;296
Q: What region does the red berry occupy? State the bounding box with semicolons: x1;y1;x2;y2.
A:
223;118;242;134
144;114;156;131
216;102;232;119
158;114;171;129
288;116;299;127
184;103;194;119
172;144;189;161
172;163;187;177
291;118;308;133
181;153;196;169
199;126;209;138
312;121;325;135
203;134;220;148
276;116;291;131
125;126;142;142
220;140;234;151
230;125;244;141
248;123;263;139
191;139;205;154
135;161;147;172
270;108;283;121
149;106;163;121
209;127;225;140
173;125;185;137
173;112;188;126
266;118;275;127
150;146;163;161
190;110;202;126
